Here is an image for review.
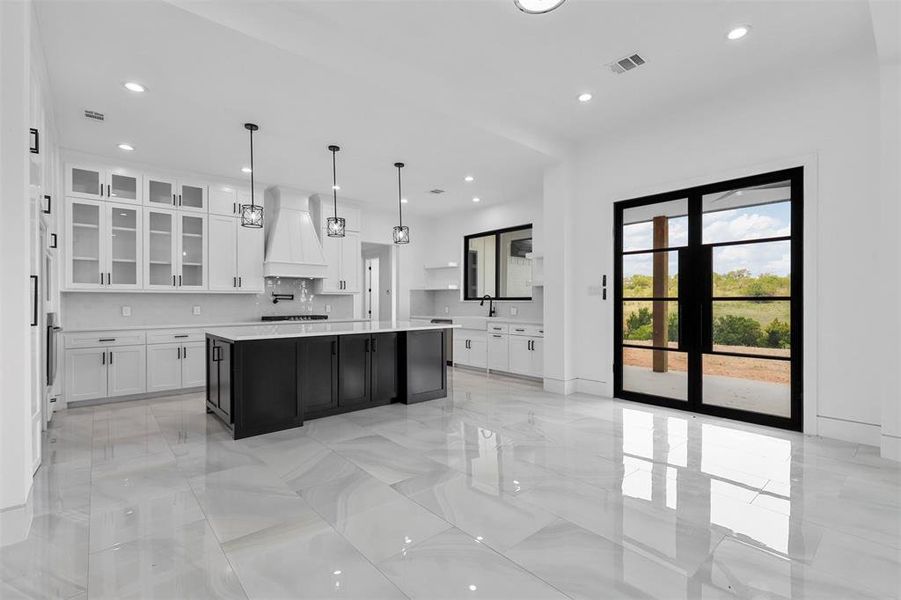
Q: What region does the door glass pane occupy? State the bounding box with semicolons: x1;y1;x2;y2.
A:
622;348;687;401
147;179;173;206
181;184;204;209
498;228;532;298
702;355;790;417
623;251;678;298
110;207;137;285
466;234;496;298
109;172;137;201
702;181;790;244
181;216;203;286
71;202;100;284
713;241;791;297
148;212;173;286
72;168;100;196
712;300;790;357
622;198;688;252
623;300;679;348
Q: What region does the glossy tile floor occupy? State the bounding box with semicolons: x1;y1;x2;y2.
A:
3;369;900;599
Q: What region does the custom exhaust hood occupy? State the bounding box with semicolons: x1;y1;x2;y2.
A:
263;187;328;279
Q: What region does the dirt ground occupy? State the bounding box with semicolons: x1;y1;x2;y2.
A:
623;345;790;384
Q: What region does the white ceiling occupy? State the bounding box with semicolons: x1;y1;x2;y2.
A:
35;0;875;216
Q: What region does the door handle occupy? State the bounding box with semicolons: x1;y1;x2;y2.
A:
172;193;176;206
178;275;182;286
107;273;111;285
109;351;113;364
178;194;182;206
183;346;187;358
233;277;237;288
238;276;242;287
49;233;57;249
43;194;51;215
29;128;39;154
172;275;176;286
30;275;38;326
102;351;105;365
107;184;111;197
178;347;181;360
99;182;104;196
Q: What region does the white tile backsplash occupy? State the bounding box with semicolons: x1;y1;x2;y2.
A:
410;287;543;322
61;279;355;330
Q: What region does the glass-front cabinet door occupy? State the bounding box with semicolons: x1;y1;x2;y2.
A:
67;164;104;200
145;208;177;289
107;168;142;204
106;203;141;289
144;175;177;208
178;214;206;289
67;199;103;288
178;182;207;212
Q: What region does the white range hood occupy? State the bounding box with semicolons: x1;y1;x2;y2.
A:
263;187;328;279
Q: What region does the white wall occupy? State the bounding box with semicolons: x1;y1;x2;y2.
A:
556;52;894;445
0;0;35;511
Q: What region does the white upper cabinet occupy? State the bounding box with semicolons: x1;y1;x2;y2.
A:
209;184;238;217
67;164;142;204
236;221;264;291
65;198;142;290
208;214;264;292
144;175;178;208
178;214;206;289
144;208;177;289
316;230;361;294
178;181;207;213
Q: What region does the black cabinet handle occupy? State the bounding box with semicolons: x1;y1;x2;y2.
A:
178;347;181;360
107;184;111;197
212;345;221;362
172;275;176;286
178;275;182;286
43;195;51;215
183;346;187;358
515;328;525;332
49;233;57;249
238;276;242;287
109;351;113;364
174;334;189;338
29;128;39;154
172;193;176;206
178;194;182;206
371;337;377;353
365;339;370;353
30;275;38;326
98;338;116;342
107;273;111;285
331;340;337;355
101;351;105;365
233;276;237;288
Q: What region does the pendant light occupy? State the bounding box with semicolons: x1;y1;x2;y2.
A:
240;123;263;228
392;162;409;244
326;145;346;237
513;0;565;14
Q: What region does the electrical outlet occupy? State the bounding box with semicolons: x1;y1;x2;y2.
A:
325;304;332;313
192;305;201;315
444;305;449;314
510;306;518;316
121;305;131;317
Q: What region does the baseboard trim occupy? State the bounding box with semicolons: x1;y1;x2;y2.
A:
67;387;204;409
574;378;609;397
881;434;901;462
816;415;881;446
543;377;576;395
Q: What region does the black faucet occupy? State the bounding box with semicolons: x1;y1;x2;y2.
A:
480;294;496;317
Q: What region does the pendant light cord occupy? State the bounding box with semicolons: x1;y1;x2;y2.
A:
332;148;338;217
249;128;255;210
396;164;403;227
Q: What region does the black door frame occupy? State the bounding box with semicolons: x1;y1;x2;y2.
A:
614;167;803;431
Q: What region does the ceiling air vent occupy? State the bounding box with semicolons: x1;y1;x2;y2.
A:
608;53;646;74
429;189;445;195
83;109;105;122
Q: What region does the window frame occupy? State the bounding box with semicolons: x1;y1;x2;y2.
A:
462;223;534;301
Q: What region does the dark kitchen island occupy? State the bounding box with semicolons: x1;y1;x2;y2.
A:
205;320;457;439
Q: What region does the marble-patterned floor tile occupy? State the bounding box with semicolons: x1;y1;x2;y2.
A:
302;414;372;444
332;434;451;485
189;465;318;544
507;519;691;600
91;431;172;466
394;470;557;552
224;516;406;599
807;528;901;598
88;519;247;599
302;469;405;522
89;489;205;552
90;452;190;513
28;459;92;518
172;438;265;479
377;527;569;599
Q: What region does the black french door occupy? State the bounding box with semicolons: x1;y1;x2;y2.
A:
614;167;803;431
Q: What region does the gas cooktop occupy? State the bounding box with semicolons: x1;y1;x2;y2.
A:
261;315;329;322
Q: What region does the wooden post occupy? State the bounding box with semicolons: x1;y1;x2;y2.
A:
652;216;668;372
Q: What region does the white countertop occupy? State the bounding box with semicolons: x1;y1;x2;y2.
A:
205;320;460;341
64;318;371;334
410;315;544;327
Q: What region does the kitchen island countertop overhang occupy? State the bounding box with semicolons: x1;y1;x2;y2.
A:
205;321;458;439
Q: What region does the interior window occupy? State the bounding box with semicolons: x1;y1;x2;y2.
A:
464;225;532;300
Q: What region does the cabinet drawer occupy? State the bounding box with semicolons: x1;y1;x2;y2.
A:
487;323;509;334
509;325;543;338
65;330;146;349
147;329;205;344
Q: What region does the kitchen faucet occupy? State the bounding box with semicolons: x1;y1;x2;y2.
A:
480;294;496;317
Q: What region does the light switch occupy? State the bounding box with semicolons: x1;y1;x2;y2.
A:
444;306;449;314
121;305;131;317
325;304;332;313
192;305;201;315
510;306;518;316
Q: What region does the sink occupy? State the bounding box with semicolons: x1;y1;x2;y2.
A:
454;316;488;330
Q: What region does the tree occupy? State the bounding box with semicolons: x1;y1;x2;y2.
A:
764;318;791;349
624;307;652;340
713;314;763;347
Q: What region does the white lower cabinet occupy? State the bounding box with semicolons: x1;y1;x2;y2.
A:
147;341;206;392
65;344;146;402
453;330;487;369
488;333;509;371
509;335;543;378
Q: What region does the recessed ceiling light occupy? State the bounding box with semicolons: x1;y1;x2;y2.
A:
464;175;474;182
578;93;593;103
401;197;408;204
241;166;253;174
472;197;481;203
726;25;750;40
514;0;565;14
123;81;146;93
117;143;134;151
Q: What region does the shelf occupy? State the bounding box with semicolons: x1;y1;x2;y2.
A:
148;261;173;266
149;230;173;235
411;285;460;291
72;223;99;229
182;262;202;267
111;259;137;263
72;256;100;261
182;233;203;238
111;226;136;232
424;263;459;270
